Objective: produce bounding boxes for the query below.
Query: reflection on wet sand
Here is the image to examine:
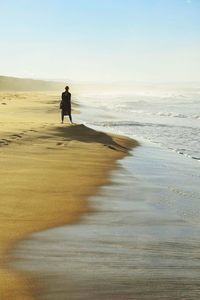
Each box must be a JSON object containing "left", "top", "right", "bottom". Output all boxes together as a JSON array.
[{"left": 12, "top": 145, "right": 200, "bottom": 300}]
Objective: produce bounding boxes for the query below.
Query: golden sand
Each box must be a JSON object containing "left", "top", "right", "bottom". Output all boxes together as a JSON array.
[{"left": 0, "top": 92, "right": 138, "bottom": 299}]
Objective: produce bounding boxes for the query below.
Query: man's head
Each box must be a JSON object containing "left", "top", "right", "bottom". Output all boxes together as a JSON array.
[{"left": 65, "top": 86, "right": 69, "bottom": 91}]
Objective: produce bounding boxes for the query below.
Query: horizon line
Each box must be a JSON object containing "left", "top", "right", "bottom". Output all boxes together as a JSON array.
[{"left": 1, "top": 74, "right": 200, "bottom": 86}]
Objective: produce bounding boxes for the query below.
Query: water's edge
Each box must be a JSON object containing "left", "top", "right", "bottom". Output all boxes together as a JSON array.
[{"left": 11, "top": 142, "right": 200, "bottom": 300}]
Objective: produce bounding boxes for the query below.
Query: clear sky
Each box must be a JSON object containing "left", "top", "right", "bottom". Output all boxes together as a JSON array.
[{"left": 0, "top": 0, "right": 199, "bottom": 82}]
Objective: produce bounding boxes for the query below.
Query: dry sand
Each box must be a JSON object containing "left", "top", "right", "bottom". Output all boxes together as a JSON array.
[{"left": 0, "top": 92, "right": 138, "bottom": 299}]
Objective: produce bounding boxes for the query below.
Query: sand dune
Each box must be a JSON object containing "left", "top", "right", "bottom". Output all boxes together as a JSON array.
[
  {"left": 0, "top": 91, "right": 138, "bottom": 299},
  {"left": 0, "top": 76, "right": 64, "bottom": 91}
]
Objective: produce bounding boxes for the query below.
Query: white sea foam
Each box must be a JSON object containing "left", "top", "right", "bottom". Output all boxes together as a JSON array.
[{"left": 80, "top": 86, "right": 200, "bottom": 162}]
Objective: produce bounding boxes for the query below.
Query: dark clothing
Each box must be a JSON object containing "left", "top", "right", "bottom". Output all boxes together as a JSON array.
[{"left": 61, "top": 92, "right": 71, "bottom": 116}]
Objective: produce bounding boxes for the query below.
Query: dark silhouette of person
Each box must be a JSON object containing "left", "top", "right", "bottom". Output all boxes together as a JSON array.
[{"left": 60, "top": 86, "right": 73, "bottom": 124}]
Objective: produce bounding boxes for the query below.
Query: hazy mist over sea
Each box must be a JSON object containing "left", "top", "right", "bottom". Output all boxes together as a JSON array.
[{"left": 78, "top": 82, "right": 200, "bottom": 161}]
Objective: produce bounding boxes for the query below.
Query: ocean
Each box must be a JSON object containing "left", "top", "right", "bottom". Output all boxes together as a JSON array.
[
  {"left": 79, "top": 84, "right": 200, "bottom": 161},
  {"left": 77, "top": 84, "right": 200, "bottom": 225}
]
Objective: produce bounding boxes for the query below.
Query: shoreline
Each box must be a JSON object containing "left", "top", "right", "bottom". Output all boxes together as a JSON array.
[
  {"left": 12, "top": 139, "right": 200, "bottom": 300},
  {"left": 0, "top": 92, "right": 138, "bottom": 300}
]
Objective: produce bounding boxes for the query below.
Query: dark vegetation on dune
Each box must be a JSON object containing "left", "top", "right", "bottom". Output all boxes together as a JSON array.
[{"left": 0, "top": 75, "right": 64, "bottom": 91}]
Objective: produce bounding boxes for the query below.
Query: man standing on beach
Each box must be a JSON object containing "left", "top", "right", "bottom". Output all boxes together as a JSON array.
[{"left": 60, "top": 86, "right": 73, "bottom": 124}]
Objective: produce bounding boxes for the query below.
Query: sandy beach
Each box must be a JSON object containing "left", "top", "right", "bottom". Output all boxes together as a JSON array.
[
  {"left": 1, "top": 0, "right": 199, "bottom": 298},
  {"left": 0, "top": 91, "right": 138, "bottom": 299}
]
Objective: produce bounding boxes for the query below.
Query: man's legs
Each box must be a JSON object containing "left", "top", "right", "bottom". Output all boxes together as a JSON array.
[
  {"left": 69, "top": 114, "right": 73, "bottom": 124},
  {"left": 61, "top": 111, "right": 64, "bottom": 123}
]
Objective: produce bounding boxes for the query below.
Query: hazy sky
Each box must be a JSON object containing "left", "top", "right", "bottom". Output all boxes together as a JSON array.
[{"left": 0, "top": 0, "right": 199, "bottom": 82}]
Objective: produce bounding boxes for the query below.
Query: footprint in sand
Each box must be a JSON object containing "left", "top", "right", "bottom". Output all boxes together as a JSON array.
[
  {"left": 56, "top": 142, "right": 65, "bottom": 146},
  {"left": 41, "top": 124, "right": 48, "bottom": 128},
  {"left": 11, "top": 134, "right": 22, "bottom": 139},
  {"left": 0, "top": 139, "right": 10, "bottom": 146}
]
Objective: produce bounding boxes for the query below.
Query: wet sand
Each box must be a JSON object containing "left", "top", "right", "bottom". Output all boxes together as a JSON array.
[
  {"left": 12, "top": 143, "right": 200, "bottom": 300},
  {"left": 0, "top": 92, "right": 137, "bottom": 299}
]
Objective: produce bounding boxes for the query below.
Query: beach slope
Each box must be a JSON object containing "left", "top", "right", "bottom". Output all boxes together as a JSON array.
[{"left": 0, "top": 91, "right": 138, "bottom": 299}]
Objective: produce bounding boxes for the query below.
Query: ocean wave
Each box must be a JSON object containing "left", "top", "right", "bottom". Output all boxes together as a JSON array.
[
  {"left": 156, "top": 112, "right": 187, "bottom": 118},
  {"left": 92, "top": 120, "right": 152, "bottom": 127},
  {"left": 98, "top": 103, "right": 200, "bottom": 120},
  {"left": 128, "top": 110, "right": 200, "bottom": 120},
  {"left": 89, "top": 120, "right": 200, "bottom": 163},
  {"left": 92, "top": 120, "right": 187, "bottom": 128},
  {"left": 156, "top": 112, "right": 200, "bottom": 120}
]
